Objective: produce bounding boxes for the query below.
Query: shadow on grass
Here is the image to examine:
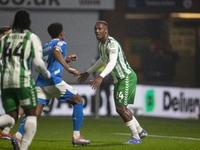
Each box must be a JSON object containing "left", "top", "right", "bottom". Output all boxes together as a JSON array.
[{"left": 87, "top": 143, "right": 124, "bottom": 147}]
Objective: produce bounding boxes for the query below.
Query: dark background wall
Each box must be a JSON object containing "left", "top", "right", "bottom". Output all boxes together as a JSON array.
[{"left": 100, "top": 0, "right": 200, "bottom": 87}]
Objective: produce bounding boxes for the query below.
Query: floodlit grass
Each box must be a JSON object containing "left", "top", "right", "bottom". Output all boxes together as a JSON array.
[{"left": 0, "top": 116, "right": 200, "bottom": 150}]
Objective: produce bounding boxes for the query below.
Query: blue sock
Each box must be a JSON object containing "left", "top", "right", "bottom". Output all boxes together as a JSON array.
[
  {"left": 18, "top": 119, "right": 26, "bottom": 135},
  {"left": 72, "top": 104, "right": 83, "bottom": 131}
]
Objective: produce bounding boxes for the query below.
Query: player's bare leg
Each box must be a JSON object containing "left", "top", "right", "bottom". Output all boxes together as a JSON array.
[
  {"left": 116, "top": 105, "right": 141, "bottom": 144},
  {"left": 36, "top": 104, "right": 44, "bottom": 119},
  {"left": 18, "top": 106, "right": 24, "bottom": 118}
]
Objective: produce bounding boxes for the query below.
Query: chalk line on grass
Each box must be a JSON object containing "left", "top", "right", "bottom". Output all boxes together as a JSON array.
[{"left": 113, "top": 133, "right": 200, "bottom": 141}]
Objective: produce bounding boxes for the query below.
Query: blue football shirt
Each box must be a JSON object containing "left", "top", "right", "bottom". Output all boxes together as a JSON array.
[{"left": 36, "top": 39, "right": 67, "bottom": 86}]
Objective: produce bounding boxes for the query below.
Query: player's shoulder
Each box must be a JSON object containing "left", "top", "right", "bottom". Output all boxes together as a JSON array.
[
  {"left": 107, "top": 36, "right": 118, "bottom": 47},
  {"left": 51, "top": 39, "right": 65, "bottom": 44},
  {"left": 29, "top": 32, "right": 40, "bottom": 41},
  {"left": 56, "top": 40, "right": 66, "bottom": 47},
  {"left": 108, "top": 36, "right": 118, "bottom": 44}
]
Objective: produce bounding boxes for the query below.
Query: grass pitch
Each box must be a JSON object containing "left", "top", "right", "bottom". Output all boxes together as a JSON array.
[{"left": 0, "top": 116, "right": 200, "bottom": 150}]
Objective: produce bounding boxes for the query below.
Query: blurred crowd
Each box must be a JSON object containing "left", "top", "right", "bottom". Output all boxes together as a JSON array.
[{"left": 141, "top": 38, "right": 179, "bottom": 85}]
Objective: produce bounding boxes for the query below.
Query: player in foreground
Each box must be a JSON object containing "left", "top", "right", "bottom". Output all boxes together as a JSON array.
[
  {"left": 0, "top": 26, "right": 13, "bottom": 140},
  {"left": 77, "top": 20, "right": 148, "bottom": 144},
  {"left": 12, "top": 22, "right": 90, "bottom": 146},
  {"left": 0, "top": 26, "right": 25, "bottom": 141},
  {"left": 0, "top": 9, "right": 50, "bottom": 150}
]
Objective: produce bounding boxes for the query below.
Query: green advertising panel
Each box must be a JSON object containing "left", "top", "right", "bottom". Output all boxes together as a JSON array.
[{"left": 145, "top": 89, "right": 155, "bottom": 112}]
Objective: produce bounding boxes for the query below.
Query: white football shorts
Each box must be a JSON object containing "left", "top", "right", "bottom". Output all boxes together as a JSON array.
[{"left": 36, "top": 80, "right": 78, "bottom": 105}]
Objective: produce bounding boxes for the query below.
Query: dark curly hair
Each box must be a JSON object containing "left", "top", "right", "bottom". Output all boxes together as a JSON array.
[
  {"left": 47, "top": 22, "right": 63, "bottom": 39},
  {"left": 12, "top": 9, "right": 31, "bottom": 33}
]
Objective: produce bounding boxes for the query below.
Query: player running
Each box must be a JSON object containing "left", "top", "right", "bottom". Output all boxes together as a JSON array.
[
  {"left": 0, "top": 9, "right": 50, "bottom": 150},
  {"left": 12, "top": 22, "right": 90, "bottom": 146},
  {"left": 77, "top": 20, "right": 148, "bottom": 144}
]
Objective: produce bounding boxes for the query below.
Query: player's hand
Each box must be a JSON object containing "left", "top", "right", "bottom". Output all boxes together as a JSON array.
[
  {"left": 70, "top": 54, "right": 78, "bottom": 61},
  {"left": 90, "top": 76, "right": 103, "bottom": 90},
  {"left": 66, "top": 54, "right": 78, "bottom": 63},
  {"left": 69, "top": 68, "right": 80, "bottom": 77},
  {"left": 77, "top": 72, "right": 89, "bottom": 84}
]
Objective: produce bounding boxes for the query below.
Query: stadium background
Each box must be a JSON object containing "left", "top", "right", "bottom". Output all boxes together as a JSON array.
[{"left": 0, "top": 0, "right": 200, "bottom": 119}]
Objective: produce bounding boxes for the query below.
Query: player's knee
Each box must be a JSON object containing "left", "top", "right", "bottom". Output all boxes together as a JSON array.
[
  {"left": 24, "top": 107, "right": 37, "bottom": 116},
  {"left": 116, "top": 105, "right": 126, "bottom": 114},
  {"left": 71, "top": 94, "right": 83, "bottom": 104}
]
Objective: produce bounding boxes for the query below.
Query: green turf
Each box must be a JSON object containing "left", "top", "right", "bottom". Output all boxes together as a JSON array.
[{"left": 0, "top": 116, "right": 200, "bottom": 150}]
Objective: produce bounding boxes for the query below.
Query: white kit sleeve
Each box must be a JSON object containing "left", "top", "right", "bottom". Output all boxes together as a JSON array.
[
  {"left": 31, "top": 34, "right": 50, "bottom": 79},
  {"left": 87, "top": 58, "right": 105, "bottom": 74},
  {"left": 100, "top": 48, "right": 118, "bottom": 78},
  {"left": 33, "top": 57, "right": 50, "bottom": 79}
]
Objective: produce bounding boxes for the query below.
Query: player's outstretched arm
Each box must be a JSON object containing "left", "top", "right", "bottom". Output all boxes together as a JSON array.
[
  {"left": 52, "top": 48, "right": 80, "bottom": 76},
  {"left": 77, "top": 72, "right": 89, "bottom": 84}
]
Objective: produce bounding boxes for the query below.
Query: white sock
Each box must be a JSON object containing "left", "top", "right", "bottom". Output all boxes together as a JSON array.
[
  {"left": 132, "top": 116, "right": 143, "bottom": 134},
  {"left": 73, "top": 131, "right": 80, "bottom": 139},
  {"left": 15, "top": 131, "right": 23, "bottom": 141},
  {"left": 20, "top": 116, "right": 37, "bottom": 150},
  {"left": 2, "top": 127, "right": 11, "bottom": 134},
  {"left": 0, "top": 114, "right": 15, "bottom": 129},
  {"left": 126, "top": 119, "right": 140, "bottom": 140}
]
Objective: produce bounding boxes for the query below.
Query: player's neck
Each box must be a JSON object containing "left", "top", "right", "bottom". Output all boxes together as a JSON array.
[{"left": 101, "top": 35, "right": 108, "bottom": 44}]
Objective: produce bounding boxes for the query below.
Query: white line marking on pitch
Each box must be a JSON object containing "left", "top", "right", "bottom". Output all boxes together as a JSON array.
[{"left": 113, "top": 133, "right": 200, "bottom": 141}]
